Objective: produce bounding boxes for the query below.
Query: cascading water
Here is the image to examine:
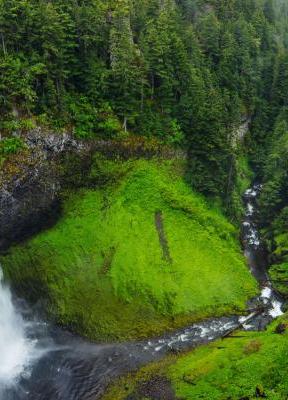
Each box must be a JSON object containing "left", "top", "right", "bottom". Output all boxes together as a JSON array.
[
  {"left": 0, "top": 269, "right": 53, "bottom": 400},
  {"left": 0, "top": 183, "right": 285, "bottom": 399},
  {"left": 242, "top": 184, "right": 284, "bottom": 326},
  {"left": 0, "top": 269, "right": 33, "bottom": 384},
  {"left": 0, "top": 268, "right": 38, "bottom": 397}
]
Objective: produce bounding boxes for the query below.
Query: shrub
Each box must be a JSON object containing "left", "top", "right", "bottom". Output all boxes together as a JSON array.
[
  {"left": 0, "top": 137, "right": 25, "bottom": 155},
  {"left": 243, "top": 340, "right": 262, "bottom": 355}
]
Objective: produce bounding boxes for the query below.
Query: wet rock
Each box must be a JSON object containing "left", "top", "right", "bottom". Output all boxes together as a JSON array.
[
  {"left": 137, "top": 376, "right": 176, "bottom": 400},
  {"left": 246, "top": 296, "right": 266, "bottom": 312},
  {"left": 125, "top": 395, "right": 139, "bottom": 400},
  {"left": 243, "top": 313, "right": 272, "bottom": 331},
  {"left": 0, "top": 129, "right": 85, "bottom": 251},
  {"left": 25, "top": 128, "right": 82, "bottom": 154},
  {"left": 274, "top": 323, "right": 287, "bottom": 334},
  {"left": 256, "top": 384, "right": 266, "bottom": 397}
]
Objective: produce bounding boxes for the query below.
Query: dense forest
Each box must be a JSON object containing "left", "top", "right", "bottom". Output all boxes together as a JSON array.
[{"left": 1, "top": 0, "right": 287, "bottom": 205}]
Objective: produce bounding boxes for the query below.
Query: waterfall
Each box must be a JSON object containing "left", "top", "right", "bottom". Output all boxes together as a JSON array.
[{"left": 0, "top": 269, "right": 35, "bottom": 389}]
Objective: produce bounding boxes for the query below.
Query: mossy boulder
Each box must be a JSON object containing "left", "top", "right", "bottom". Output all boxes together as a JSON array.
[{"left": 1, "top": 157, "right": 257, "bottom": 341}]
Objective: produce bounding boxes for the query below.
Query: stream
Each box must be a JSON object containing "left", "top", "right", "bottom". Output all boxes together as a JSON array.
[{"left": 0, "top": 184, "right": 284, "bottom": 400}]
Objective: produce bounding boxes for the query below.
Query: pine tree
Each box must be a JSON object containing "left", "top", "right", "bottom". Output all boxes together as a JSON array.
[{"left": 109, "top": 0, "right": 146, "bottom": 131}]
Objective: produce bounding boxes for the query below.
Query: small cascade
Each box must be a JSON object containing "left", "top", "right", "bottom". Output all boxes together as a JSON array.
[
  {"left": 0, "top": 269, "right": 50, "bottom": 399},
  {"left": 0, "top": 270, "right": 34, "bottom": 385},
  {"left": 241, "top": 184, "right": 284, "bottom": 328},
  {"left": 0, "top": 269, "right": 34, "bottom": 387}
]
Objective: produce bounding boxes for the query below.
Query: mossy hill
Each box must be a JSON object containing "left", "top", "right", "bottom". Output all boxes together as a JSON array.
[
  {"left": 1, "top": 156, "right": 257, "bottom": 341},
  {"left": 103, "top": 314, "right": 288, "bottom": 400}
]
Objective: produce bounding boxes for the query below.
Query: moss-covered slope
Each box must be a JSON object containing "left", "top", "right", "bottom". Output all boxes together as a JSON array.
[
  {"left": 1, "top": 157, "right": 257, "bottom": 341},
  {"left": 103, "top": 315, "right": 288, "bottom": 400}
]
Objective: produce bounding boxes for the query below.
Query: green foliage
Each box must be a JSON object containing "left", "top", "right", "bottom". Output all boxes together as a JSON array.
[
  {"left": 0, "top": 137, "right": 24, "bottom": 155},
  {"left": 66, "top": 96, "right": 123, "bottom": 139},
  {"left": 66, "top": 96, "right": 98, "bottom": 139},
  {"left": 256, "top": 110, "right": 288, "bottom": 277},
  {"left": 252, "top": 86, "right": 288, "bottom": 297},
  {"left": 103, "top": 314, "right": 288, "bottom": 400},
  {"left": 0, "top": 118, "right": 36, "bottom": 133},
  {"left": 1, "top": 158, "right": 257, "bottom": 341}
]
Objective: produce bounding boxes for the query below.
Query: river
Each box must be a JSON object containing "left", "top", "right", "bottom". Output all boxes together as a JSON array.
[{"left": 0, "top": 184, "right": 284, "bottom": 400}]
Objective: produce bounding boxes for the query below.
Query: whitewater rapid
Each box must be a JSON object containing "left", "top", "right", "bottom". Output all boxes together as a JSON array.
[
  {"left": 0, "top": 269, "right": 50, "bottom": 399},
  {"left": 0, "top": 269, "right": 33, "bottom": 385}
]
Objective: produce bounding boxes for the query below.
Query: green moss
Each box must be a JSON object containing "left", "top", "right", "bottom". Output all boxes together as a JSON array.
[
  {"left": 103, "top": 315, "right": 288, "bottom": 400},
  {"left": 270, "top": 263, "right": 288, "bottom": 297},
  {"left": 1, "top": 158, "right": 257, "bottom": 341}
]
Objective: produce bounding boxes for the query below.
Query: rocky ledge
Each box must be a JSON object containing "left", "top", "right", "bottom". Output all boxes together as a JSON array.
[{"left": 0, "top": 128, "right": 86, "bottom": 251}]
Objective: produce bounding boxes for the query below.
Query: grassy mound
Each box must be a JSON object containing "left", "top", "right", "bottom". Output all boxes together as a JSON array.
[
  {"left": 1, "top": 157, "right": 257, "bottom": 341},
  {"left": 103, "top": 315, "right": 288, "bottom": 400}
]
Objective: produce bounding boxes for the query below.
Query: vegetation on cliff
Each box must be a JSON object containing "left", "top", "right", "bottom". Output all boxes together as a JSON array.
[
  {"left": 251, "top": 56, "right": 288, "bottom": 296},
  {"left": 1, "top": 157, "right": 256, "bottom": 340}
]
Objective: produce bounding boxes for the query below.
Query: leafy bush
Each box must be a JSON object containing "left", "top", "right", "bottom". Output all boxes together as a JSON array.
[
  {"left": 243, "top": 339, "right": 262, "bottom": 355},
  {"left": 97, "top": 103, "right": 123, "bottom": 138},
  {"left": 67, "top": 96, "right": 123, "bottom": 139},
  {"left": 20, "top": 118, "right": 36, "bottom": 131},
  {"left": 0, "top": 117, "right": 36, "bottom": 133},
  {"left": 166, "top": 119, "right": 184, "bottom": 146},
  {"left": 0, "top": 137, "right": 25, "bottom": 155}
]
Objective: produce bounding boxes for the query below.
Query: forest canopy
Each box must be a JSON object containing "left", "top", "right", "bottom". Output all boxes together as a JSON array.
[{"left": 0, "top": 0, "right": 287, "bottom": 201}]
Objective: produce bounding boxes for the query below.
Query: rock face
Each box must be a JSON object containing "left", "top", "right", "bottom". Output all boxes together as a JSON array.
[
  {"left": 0, "top": 128, "right": 85, "bottom": 251},
  {"left": 231, "top": 116, "right": 251, "bottom": 148}
]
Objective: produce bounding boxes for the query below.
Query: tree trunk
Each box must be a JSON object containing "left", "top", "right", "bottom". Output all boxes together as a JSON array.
[
  {"left": 151, "top": 74, "right": 155, "bottom": 100},
  {"left": 1, "top": 33, "right": 7, "bottom": 55},
  {"left": 141, "top": 79, "right": 144, "bottom": 112}
]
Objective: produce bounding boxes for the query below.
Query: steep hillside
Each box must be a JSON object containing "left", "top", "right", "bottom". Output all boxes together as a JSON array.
[{"left": 1, "top": 156, "right": 257, "bottom": 341}]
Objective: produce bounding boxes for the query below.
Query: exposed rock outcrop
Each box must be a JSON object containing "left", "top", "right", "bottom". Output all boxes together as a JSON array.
[{"left": 0, "top": 128, "right": 86, "bottom": 251}]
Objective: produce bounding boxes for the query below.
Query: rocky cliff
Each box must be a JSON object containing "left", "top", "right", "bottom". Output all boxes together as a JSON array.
[{"left": 0, "top": 129, "right": 85, "bottom": 250}]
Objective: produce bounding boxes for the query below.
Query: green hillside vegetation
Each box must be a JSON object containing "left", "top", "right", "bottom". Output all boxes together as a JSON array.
[
  {"left": 1, "top": 157, "right": 257, "bottom": 340},
  {"left": 103, "top": 314, "right": 288, "bottom": 400}
]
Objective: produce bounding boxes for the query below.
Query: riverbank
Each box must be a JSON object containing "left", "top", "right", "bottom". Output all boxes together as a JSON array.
[
  {"left": 101, "top": 184, "right": 287, "bottom": 400},
  {"left": 102, "top": 314, "right": 288, "bottom": 400}
]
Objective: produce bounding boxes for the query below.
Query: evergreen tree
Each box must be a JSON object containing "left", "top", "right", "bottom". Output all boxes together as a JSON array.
[{"left": 109, "top": 0, "right": 145, "bottom": 131}]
